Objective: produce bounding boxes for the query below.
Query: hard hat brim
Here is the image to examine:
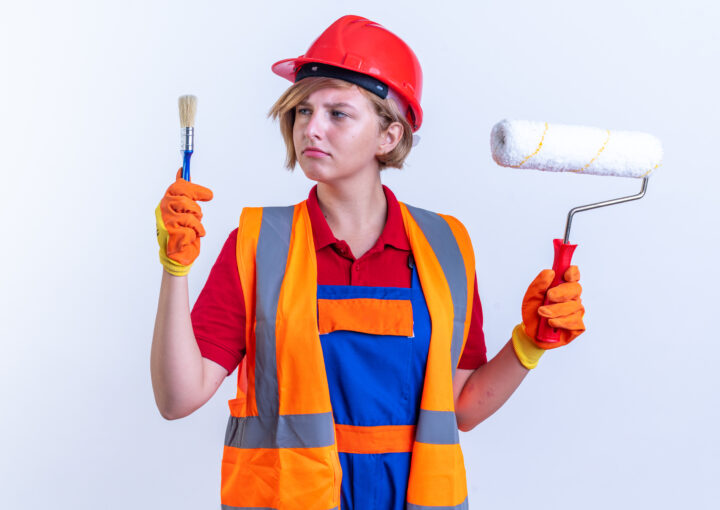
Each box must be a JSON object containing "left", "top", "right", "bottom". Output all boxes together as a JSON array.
[{"left": 271, "top": 57, "right": 422, "bottom": 132}]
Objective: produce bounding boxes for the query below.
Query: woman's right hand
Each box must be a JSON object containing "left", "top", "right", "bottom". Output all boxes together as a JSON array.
[
  {"left": 155, "top": 168, "right": 213, "bottom": 276},
  {"left": 521, "top": 266, "right": 585, "bottom": 348}
]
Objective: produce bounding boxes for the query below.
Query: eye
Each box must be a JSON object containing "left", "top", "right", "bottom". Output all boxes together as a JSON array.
[
  {"left": 296, "top": 107, "right": 311, "bottom": 115},
  {"left": 331, "top": 110, "right": 348, "bottom": 119}
]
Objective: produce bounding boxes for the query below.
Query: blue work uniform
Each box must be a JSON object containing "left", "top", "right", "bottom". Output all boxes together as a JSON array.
[{"left": 318, "top": 257, "right": 431, "bottom": 510}]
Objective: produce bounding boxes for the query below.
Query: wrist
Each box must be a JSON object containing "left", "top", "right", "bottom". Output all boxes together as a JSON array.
[
  {"left": 159, "top": 252, "right": 192, "bottom": 276},
  {"left": 511, "top": 323, "right": 545, "bottom": 369}
]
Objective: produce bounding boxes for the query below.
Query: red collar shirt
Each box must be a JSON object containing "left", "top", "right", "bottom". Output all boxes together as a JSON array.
[{"left": 191, "top": 185, "right": 487, "bottom": 375}]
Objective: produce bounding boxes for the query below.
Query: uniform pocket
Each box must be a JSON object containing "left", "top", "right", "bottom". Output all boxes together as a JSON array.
[{"left": 318, "top": 297, "right": 414, "bottom": 336}]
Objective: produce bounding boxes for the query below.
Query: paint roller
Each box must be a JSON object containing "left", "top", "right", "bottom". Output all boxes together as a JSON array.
[{"left": 490, "top": 119, "right": 663, "bottom": 344}]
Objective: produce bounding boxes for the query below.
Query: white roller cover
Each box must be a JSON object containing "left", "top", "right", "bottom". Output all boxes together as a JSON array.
[{"left": 490, "top": 119, "right": 663, "bottom": 178}]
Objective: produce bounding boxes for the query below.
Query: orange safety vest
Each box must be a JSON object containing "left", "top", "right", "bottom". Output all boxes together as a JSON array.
[{"left": 220, "top": 199, "right": 475, "bottom": 510}]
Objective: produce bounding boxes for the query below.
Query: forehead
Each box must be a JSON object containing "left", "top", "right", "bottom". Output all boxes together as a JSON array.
[{"left": 300, "top": 84, "right": 373, "bottom": 110}]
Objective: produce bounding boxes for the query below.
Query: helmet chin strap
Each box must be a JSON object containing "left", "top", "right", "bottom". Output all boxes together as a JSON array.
[
  {"left": 385, "top": 88, "right": 420, "bottom": 146},
  {"left": 386, "top": 88, "right": 409, "bottom": 119}
]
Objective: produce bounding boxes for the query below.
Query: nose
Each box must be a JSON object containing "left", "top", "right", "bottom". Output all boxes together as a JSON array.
[{"left": 303, "top": 109, "right": 324, "bottom": 141}]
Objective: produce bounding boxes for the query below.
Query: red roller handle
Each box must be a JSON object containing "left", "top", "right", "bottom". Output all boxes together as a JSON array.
[{"left": 537, "top": 238, "right": 577, "bottom": 343}]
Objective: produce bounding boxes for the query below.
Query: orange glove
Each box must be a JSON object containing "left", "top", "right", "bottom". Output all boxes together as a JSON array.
[
  {"left": 522, "top": 266, "right": 585, "bottom": 348},
  {"left": 155, "top": 168, "right": 213, "bottom": 276},
  {"left": 512, "top": 266, "right": 585, "bottom": 369}
]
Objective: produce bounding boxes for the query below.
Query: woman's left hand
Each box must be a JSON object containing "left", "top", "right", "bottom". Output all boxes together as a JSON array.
[{"left": 521, "top": 266, "right": 586, "bottom": 349}]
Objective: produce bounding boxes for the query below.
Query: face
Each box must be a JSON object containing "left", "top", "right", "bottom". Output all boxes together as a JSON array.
[{"left": 292, "top": 85, "right": 387, "bottom": 184}]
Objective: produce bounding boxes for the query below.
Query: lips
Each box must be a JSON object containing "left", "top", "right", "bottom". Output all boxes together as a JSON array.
[{"left": 303, "top": 147, "right": 329, "bottom": 156}]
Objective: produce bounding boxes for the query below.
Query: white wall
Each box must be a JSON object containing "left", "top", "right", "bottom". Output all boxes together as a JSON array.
[{"left": 1, "top": 1, "right": 717, "bottom": 508}]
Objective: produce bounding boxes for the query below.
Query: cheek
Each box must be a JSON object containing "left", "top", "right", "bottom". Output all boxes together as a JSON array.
[
  {"left": 356, "top": 126, "right": 382, "bottom": 156},
  {"left": 292, "top": 124, "right": 303, "bottom": 151}
]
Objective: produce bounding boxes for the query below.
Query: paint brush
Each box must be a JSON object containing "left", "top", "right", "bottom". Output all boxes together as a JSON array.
[{"left": 178, "top": 95, "right": 197, "bottom": 181}]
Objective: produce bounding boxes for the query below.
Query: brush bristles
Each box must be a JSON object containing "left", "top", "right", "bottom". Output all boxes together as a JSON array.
[{"left": 178, "top": 95, "right": 197, "bottom": 128}]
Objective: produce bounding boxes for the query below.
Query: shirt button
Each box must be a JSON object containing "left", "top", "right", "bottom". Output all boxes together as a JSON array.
[{"left": 354, "top": 265, "right": 360, "bottom": 271}]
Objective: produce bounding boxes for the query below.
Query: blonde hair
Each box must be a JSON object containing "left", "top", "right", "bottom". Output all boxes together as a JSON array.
[{"left": 268, "top": 77, "right": 414, "bottom": 170}]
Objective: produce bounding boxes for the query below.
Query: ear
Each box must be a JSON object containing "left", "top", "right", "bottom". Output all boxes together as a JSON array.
[{"left": 376, "top": 121, "right": 404, "bottom": 156}]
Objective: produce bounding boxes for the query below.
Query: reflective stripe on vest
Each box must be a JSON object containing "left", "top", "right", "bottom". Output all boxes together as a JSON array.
[
  {"left": 399, "top": 202, "right": 474, "bottom": 508},
  {"left": 221, "top": 201, "right": 475, "bottom": 510},
  {"left": 404, "top": 204, "right": 468, "bottom": 377}
]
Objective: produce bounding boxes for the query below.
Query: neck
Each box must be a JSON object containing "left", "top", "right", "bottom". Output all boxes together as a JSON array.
[{"left": 315, "top": 171, "right": 387, "bottom": 258}]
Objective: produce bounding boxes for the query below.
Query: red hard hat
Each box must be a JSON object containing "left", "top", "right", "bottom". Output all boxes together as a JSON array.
[{"left": 272, "top": 15, "right": 424, "bottom": 131}]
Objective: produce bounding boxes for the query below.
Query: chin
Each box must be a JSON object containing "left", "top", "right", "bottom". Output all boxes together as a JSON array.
[
  {"left": 298, "top": 162, "right": 327, "bottom": 183},
  {"left": 298, "top": 158, "right": 337, "bottom": 182}
]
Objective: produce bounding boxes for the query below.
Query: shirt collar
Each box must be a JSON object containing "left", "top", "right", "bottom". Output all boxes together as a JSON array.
[{"left": 306, "top": 184, "right": 410, "bottom": 252}]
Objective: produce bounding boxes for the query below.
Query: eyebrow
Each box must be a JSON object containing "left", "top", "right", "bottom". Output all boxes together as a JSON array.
[{"left": 297, "top": 100, "right": 357, "bottom": 110}]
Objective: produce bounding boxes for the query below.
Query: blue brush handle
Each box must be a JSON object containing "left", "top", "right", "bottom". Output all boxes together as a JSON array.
[{"left": 182, "top": 150, "right": 193, "bottom": 181}]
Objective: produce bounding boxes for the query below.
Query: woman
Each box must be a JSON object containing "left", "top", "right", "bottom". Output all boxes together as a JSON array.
[{"left": 152, "top": 15, "right": 585, "bottom": 510}]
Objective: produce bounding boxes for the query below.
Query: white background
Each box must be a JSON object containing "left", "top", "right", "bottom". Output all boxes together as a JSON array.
[{"left": 2, "top": 1, "right": 718, "bottom": 508}]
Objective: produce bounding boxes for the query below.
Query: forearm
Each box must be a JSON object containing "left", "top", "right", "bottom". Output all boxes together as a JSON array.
[
  {"left": 455, "top": 340, "right": 529, "bottom": 431},
  {"left": 150, "top": 270, "right": 207, "bottom": 419}
]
